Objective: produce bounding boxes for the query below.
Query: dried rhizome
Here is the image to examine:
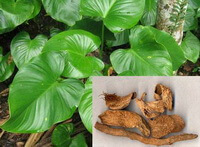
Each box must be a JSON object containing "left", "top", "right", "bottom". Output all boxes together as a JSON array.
[
  {"left": 95, "top": 84, "right": 198, "bottom": 146},
  {"left": 103, "top": 92, "right": 136, "bottom": 110}
]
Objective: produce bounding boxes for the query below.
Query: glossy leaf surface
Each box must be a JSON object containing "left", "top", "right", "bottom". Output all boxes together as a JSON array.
[
  {"left": 79, "top": 71, "right": 102, "bottom": 133},
  {"left": 181, "top": 31, "right": 200, "bottom": 63},
  {"left": 110, "top": 26, "right": 173, "bottom": 76},
  {"left": 0, "top": 0, "right": 34, "bottom": 34},
  {"left": 43, "top": 30, "right": 104, "bottom": 79},
  {"left": 80, "top": 0, "right": 145, "bottom": 32},
  {"left": 140, "top": 0, "right": 157, "bottom": 26},
  {"left": 1, "top": 52, "right": 84, "bottom": 133},
  {"left": 11, "top": 31, "right": 48, "bottom": 69},
  {"left": 42, "top": 0, "right": 81, "bottom": 26}
]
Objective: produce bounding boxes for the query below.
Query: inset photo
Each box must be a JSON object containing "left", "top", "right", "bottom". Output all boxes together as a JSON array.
[{"left": 93, "top": 77, "right": 200, "bottom": 147}]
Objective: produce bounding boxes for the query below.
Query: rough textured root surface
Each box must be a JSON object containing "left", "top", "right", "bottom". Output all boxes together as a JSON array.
[
  {"left": 149, "top": 115, "right": 176, "bottom": 138},
  {"left": 95, "top": 122, "right": 198, "bottom": 146},
  {"left": 99, "top": 110, "right": 150, "bottom": 137},
  {"left": 104, "top": 92, "right": 136, "bottom": 110},
  {"left": 155, "top": 84, "right": 173, "bottom": 110},
  {"left": 135, "top": 93, "right": 165, "bottom": 119},
  {"left": 170, "top": 115, "right": 185, "bottom": 133}
]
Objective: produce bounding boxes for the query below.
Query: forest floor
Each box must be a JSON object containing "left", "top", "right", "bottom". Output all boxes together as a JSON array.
[{"left": 0, "top": 8, "right": 199, "bottom": 147}]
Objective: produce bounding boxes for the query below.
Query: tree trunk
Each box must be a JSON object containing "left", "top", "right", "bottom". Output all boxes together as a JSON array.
[{"left": 156, "top": 0, "right": 188, "bottom": 45}]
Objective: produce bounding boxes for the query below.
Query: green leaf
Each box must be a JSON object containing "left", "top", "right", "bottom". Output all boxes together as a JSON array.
[
  {"left": 1, "top": 52, "right": 84, "bottom": 133},
  {"left": 110, "top": 26, "right": 173, "bottom": 76},
  {"left": 197, "top": 8, "right": 200, "bottom": 17},
  {"left": 50, "top": 28, "right": 62, "bottom": 37},
  {"left": 0, "top": 0, "right": 34, "bottom": 34},
  {"left": 79, "top": 71, "right": 102, "bottom": 133},
  {"left": 42, "top": 0, "right": 81, "bottom": 26},
  {"left": 70, "top": 134, "right": 87, "bottom": 147},
  {"left": 43, "top": 30, "right": 104, "bottom": 79},
  {"left": 107, "top": 30, "right": 130, "bottom": 47},
  {"left": 80, "top": 0, "right": 145, "bottom": 33},
  {"left": 29, "top": 0, "right": 41, "bottom": 19},
  {"left": 11, "top": 31, "right": 48, "bottom": 69},
  {"left": 118, "top": 70, "right": 136, "bottom": 76},
  {"left": 184, "top": 5, "right": 198, "bottom": 31},
  {"left": 79, "top": 89, "right": 92, "bottom": 133},
  {"left": 188, "top": 0, "right": 200, "bottom": 9},
  {"left": 52, "top": 124, "right": 87, "bottom": 147},
  {"left": 149, "top": 27, "right": 185, "bottom": 70},
  {"left": 0, "top": 46, "right": 2, "bottom": 62},
  {"left": 70, "top": 18, "right": 115, "bottom": 41},
  {"left": 140, "top": 0, "right": 157, "bottom": 26},
  {"left": 0, "top": 52, "right": 15, "bottom": 82},
  {"left": 130, "top": 26, "right": 185, "bottom": 70},
  {"left": 181, "top": 31, "right": 200, "bottom": 63},
  {"left": 52, "top": 123, "right": 74, "bottom": 147}
]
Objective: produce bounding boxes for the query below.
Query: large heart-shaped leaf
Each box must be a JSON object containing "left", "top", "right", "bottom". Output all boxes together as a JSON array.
[
  {"left": 130, "top": 26, "right": 185, "bottom": 70},
  {"left": 79, "top": 71, "right": 102, "bottom": 133},
  {"left": 140, "top": 0, "right": 157, "bottom": 26},
  {"left": 43, "top": 30, "right": 104, "bottom": 79},
  {"left": 110, "top": 26, "right": 173, "bottom": 76},
  {"left": 11, "top": 32, "right": 48, "bottom": 68},
  {"left": 42, "top": 0, "right": 81, "bottom": 26},
  {"left": 1, "top": 51, "right": 84, "bottom": 133},
  {"left": 181, "top": 31, "right": 200, "bottom": 63},
  {"left": 80, "top": 0, "right": 145, "bottom": 33},
  {"left": 111, "top": 46, "right": 173, "bottom": 76},
  {"left": 0, "top": 52, "right": 15, "bottom": 82},
  {"left": 52, "top": 123, "right": 87, "bottom": 147},
  {"left": 11, "top": 31, "right": 48, "bottom": 69},
  {"left": 0, "top": 0, "right": 34, "bottom": 34}
]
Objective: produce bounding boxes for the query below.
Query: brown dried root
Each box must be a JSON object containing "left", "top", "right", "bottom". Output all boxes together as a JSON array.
[
  {"left": 103, "top": 92, "right": 136, "bottom": 110},
  {"left": 99, "top": 110, "right": 150, "bottom": 137},
  {"left": 154, "top": 84, "right": 173, "bottom": 110},
  {"left": 135, "top": 93, "right": 165, "bottom": 119},
  {"left": 149, "top": 115, "right": 176, "bottom": 138},
  {"left": 95, "top": 122, "right": 198, "bottom": 146},
  {"left": 149, "top": 115, "right": 185, "bottom": 138},
  {"left": 170, "top": 115, "right": 185, "bottom": 133}
]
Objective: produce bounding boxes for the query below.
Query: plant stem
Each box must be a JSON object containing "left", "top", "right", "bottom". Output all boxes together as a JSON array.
[{"left": 100, "top": 22, "right": 105, "bottom": 59}]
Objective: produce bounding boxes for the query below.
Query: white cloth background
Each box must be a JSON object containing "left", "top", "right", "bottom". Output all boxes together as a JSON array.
[{"left": 92, "top": 76, "right": 200, "bottom": 147}]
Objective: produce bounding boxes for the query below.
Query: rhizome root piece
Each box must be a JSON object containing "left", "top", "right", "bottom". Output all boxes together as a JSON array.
[
  {"left": 95, "top": 84, "right": 198, "bottom": 145},
  {"left": 103, "top": 92, "right": 136, "bottom": 110},
  {"left": 135, "top": 93, "right": 165, "bottom": 119},
  {"left": 99, "top": 110, "right": 150, "bottom": 137},
  {"left": 95, "top": 122, "right": 198, "bottom": 146}
]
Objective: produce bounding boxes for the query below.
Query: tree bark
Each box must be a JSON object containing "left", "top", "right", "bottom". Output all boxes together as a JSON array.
[{"left": 156, "top": 0, "right": 188, "bottom": 45}]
